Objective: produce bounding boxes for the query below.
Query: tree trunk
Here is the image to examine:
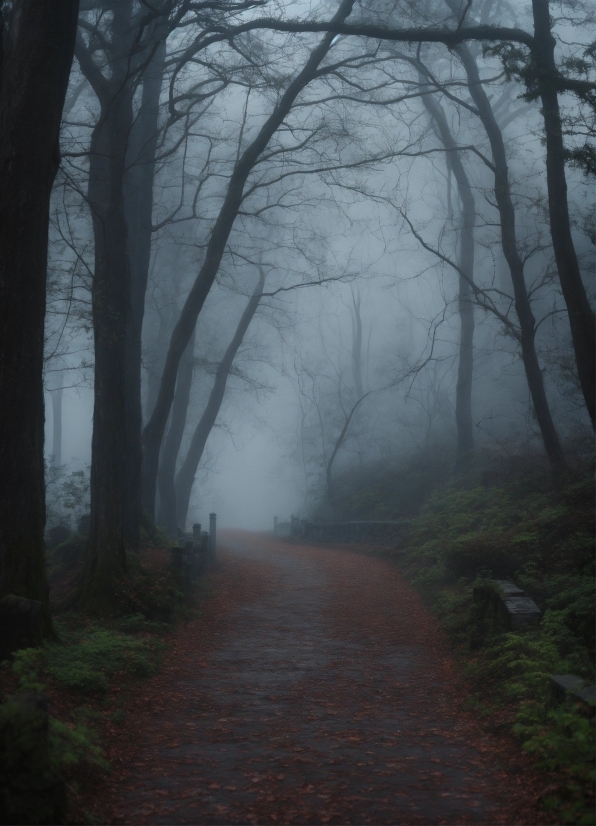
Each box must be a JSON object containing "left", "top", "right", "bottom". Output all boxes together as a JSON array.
[
  {"left": 50, "top": 380, "right": 64, "bottom": 469},
  {"left": 325, "top": 394, "right": 368, "bottom": 502},
  {"left": 141, "top": 0, "right": 358, "bottom": 518},
  {"left": 419, "top": 82, "right": 475, "bottom": 467},
  {"left": 0, "top": 0, "right": 79, "bottom": 634},
  {"left": 175, "top": 272, "right": 265, "bottom": 530},
  {"left": 157, "top": 326, "right": 196, "bottom": 537},
  {"left": 146, "top": 302, "right": 178, "bottom": 421},
  {"left": 123, "top": 38, "right": 166, "bottom": 547},
  {"left": 350, "top": 289, "right": 365, "bottom": 399},
  {"left": 76, "top": 2, "right": 135, "bottom": 611},
  {"left": 455, "top": 221, "right": 475, "bottom": 466},
  {"left": 531, "top": 0, "right": 595, "bottom": 428},
  {"left": 457, "top": 45, "right": 565, "bottom": 472}
]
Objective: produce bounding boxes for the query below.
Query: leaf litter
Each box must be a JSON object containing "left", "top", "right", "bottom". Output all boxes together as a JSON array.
[{"left": 79, "top": 531, "right": 557, "bottom": 825}]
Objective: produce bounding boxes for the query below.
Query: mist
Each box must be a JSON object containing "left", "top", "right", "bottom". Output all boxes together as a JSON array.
[{"left": 1, "top": 0, "right": 594, "bottom": 822}]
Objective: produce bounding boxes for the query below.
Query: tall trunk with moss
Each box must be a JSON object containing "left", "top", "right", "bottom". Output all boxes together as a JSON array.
[{"left": 0, "top": 0, "right": 79, "bottom": 634}]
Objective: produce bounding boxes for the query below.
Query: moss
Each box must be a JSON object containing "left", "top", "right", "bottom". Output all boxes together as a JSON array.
[
  {"left": 45, "top": 626, "right": 165, "bottom": 696},
  {"left": 10, "top": 624, "right": 165, "bottom": 698}
]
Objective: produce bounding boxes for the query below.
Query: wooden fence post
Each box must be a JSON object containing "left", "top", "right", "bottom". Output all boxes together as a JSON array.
[{"left": 209, "top": 512, "right": 217, "bottom": 559}]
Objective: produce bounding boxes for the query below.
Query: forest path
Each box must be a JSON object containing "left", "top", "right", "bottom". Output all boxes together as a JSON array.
[{"left": 101, "top": 532, "right": 548, "bottom": 825}]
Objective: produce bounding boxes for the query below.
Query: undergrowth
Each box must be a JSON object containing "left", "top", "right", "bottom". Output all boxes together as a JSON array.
[
  {"left": 399, "top": 468, "right": 595, "bottom": 825},
  {"left": 3, "top": 537, "right": 208, "bottom": 823},
  {"left": 49, "top": 623, "right": 166, "bottom": 694},
  {"left": 0, "top": 619, "right": 169, "bottom": 824},
  {"left": 329, "top": 452, "right": 595, "bottom": 824}
]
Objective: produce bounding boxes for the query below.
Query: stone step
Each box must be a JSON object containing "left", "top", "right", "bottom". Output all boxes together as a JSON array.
[
  {"left": 550, "top": 674, "right": 596, "bottom": 715},
  {"left": 491, "top": 579, "right": 524, "bottom": 597},
  {"left": 490, "top": 580, "right": 541, "bottom": 631}
]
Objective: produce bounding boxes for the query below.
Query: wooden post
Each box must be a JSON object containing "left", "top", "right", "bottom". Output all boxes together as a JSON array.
[
  {"left": 183, "top": 540, "right": 193, "bottom": 585},
  {"left": 274, "top": 516, "right": 278, "bottom": 535},
  {"left": 170, "top": 545, "right": 184, "bottom": 573},
  {"left": 209, "top": 512, "right": 216, "bottom": 559},
  {"left": 192, "top": 522, "right": 206, "bottom": 576}
]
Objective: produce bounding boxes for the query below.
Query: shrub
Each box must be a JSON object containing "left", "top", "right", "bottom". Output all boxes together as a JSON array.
[
  {"left": 356, "top": 460, "right": 595, "bottom": 823},
  {"left": 49, "top": 718, "right": 109, "bottom": 772},
  {"left": 117, "top": 559, "right": 187, "bottom": 623},
  {"left": 46, "top": 627, "right": 165, "bottom": 695}
]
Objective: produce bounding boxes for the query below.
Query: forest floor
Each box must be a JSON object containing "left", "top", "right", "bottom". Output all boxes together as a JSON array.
[{"left": 82, "top": 531, "right": 557, "bottom": 825}]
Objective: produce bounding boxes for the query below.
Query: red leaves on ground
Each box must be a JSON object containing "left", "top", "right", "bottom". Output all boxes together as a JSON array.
[{"left": 76, "top": 532, "right": 556, "bottom": 825}]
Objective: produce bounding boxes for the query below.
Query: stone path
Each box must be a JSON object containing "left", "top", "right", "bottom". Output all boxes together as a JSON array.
[{"left": 100, "top": 532, "right": 548, "bottom": 825}]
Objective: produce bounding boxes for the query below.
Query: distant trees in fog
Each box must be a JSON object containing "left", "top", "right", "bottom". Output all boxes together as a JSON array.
[{"left": 0, "top": 0, "right": 593, "bottom": 618}]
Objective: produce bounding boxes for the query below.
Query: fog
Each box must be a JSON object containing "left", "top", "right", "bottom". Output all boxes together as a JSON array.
[
  {"left": 39, "top": 0, "right": 594, "bottom": 542},
  {"left": 2, "top": 0, "right": 594, "bottom": 819}
]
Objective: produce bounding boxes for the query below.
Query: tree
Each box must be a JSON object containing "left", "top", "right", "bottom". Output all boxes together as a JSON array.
[
  {"left": 141, "top": 0, "right": 360, "bottom": 518},
  {"left": 288, "top": 291, "right": 374, "bottom": 507},
  {"left": 0, "top": 0, "right": 80, "bottom": 633},
  {"left": 197, "top": 0, "right": 595, "bottom": 425},
  {"left": 174, "top": 267, "right": 266, "bottom": 530},
  {"left": 72, "top": 0, "right": 273, "bottom": 607},
  {"left": 454, "top": 42, "right": 565, "bottom": 471},
  {"left": 48, "top": 371, "right": 64, "bottom": 468},
  {"left": 74, "top": 0, "right": 140, "bottom": 609},
  {"left": 123, "top": 36, "right": 168, "bottom": 549},
  {"left": 157, "top": 326, "right": 196, "bottom": 537},
  {"left": 367, "top": 33, "right": 566, "bottom": 470},
  {"left": 529, "top": 0, "right": 595, "bottom": 427},
  {"left": 417, "top": 79, "right": 476, "bottom": 468},
  {"left": 325, "top": 393, "right": 369, "bottom": 501}
]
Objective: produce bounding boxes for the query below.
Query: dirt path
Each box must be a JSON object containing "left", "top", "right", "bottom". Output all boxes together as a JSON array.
[{"left": 97, "top": 532, "right": 550, "bottom": 825}]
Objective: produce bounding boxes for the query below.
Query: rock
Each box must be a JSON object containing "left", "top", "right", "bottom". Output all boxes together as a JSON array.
[
  {"left": 550, "top": 674, "right": 596, "bottom": 716},
  {"left": 501, "top": 595, "right": 542, "bottom": 631},
  {"left": 491, "top": 579, "right": 524, "bottom": 597},
  {"left": 0, "top": 693, "right": 66, "bottom": 824},
  {"left": 0, "top": 596, "right": 43, "bottom": 663},
  {"left": 491, "top": 580, "right": 541, "bottom": 631},
  {"left": 471, "top": 579, "right": 541, "bottom": 647}
]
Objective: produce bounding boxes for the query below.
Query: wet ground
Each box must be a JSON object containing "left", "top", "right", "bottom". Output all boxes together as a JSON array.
[{"left": 99, "top": 532, "right": 549, "bottom": 824}]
